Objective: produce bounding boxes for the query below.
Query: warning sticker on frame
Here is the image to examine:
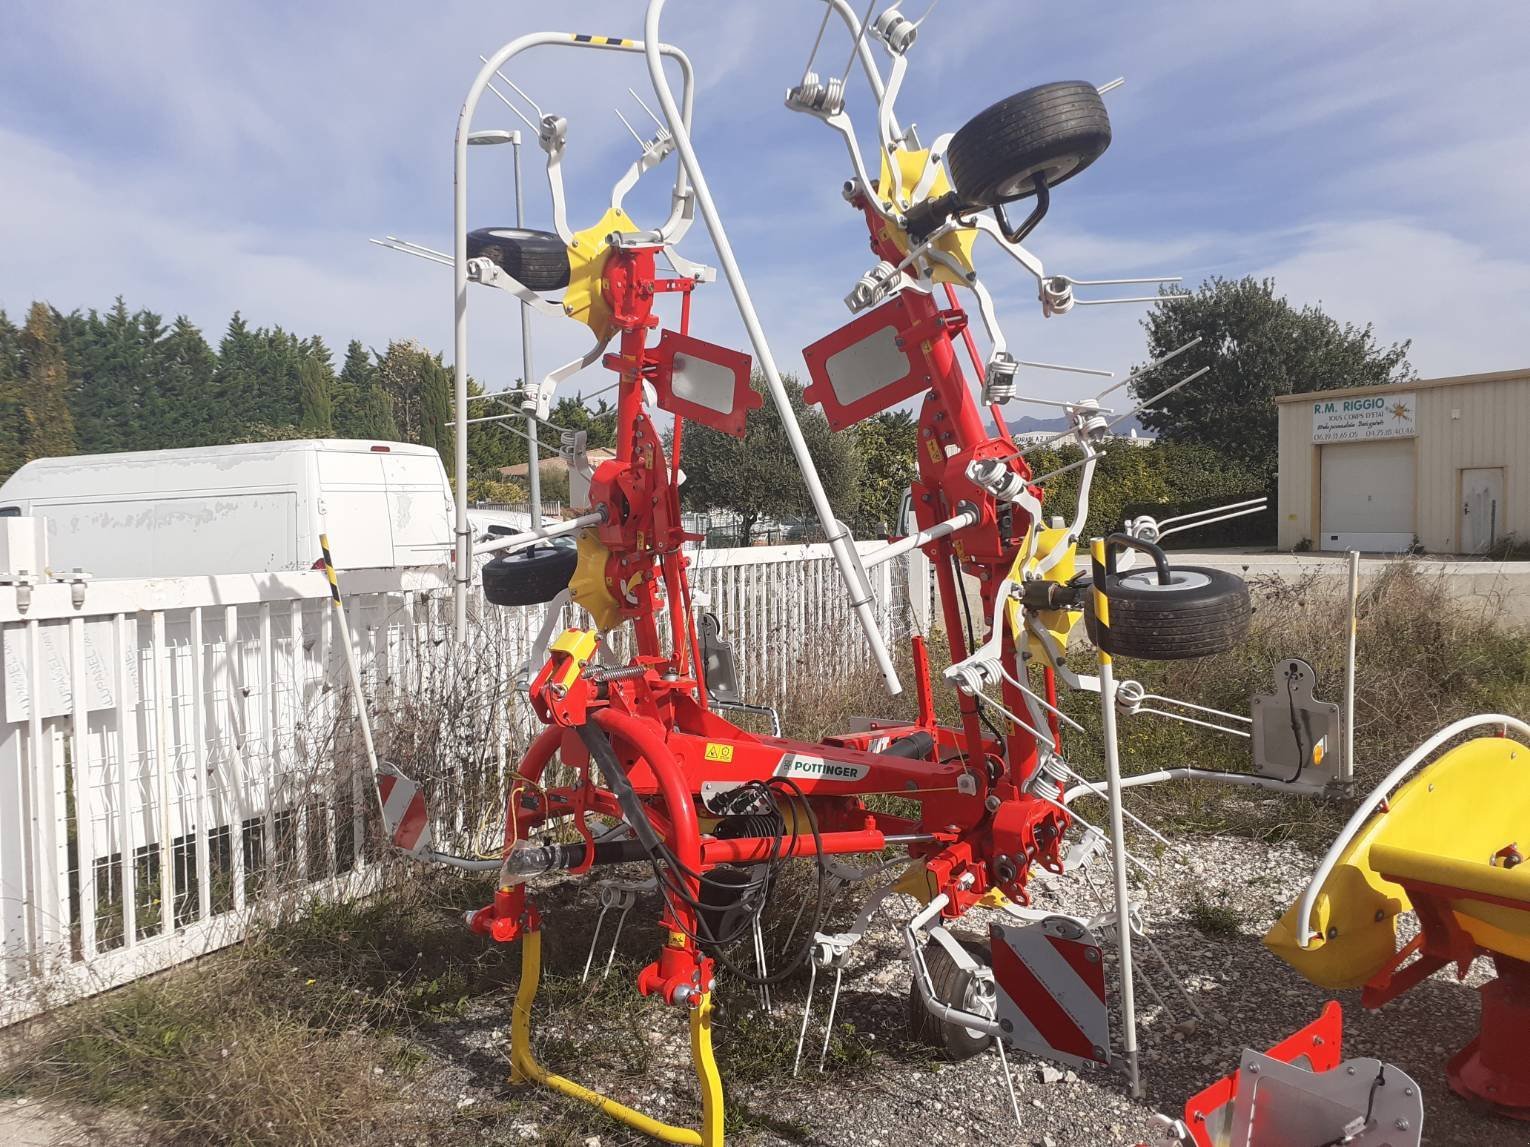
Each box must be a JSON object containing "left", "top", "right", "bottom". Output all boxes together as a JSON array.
[{"left": 773, "top": 754, "right": 870, "bottom": 783}]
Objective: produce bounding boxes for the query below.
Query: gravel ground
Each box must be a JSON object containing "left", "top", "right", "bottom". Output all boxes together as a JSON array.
[{"left": 394, "top": 836, "right": 1519, "bottom": 1147}]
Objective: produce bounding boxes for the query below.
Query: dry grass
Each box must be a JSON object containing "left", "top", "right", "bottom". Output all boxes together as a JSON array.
[
  {"left": 0, "top": 870, "right": 515, "bottom": 1146},
  {"left": 1057, "top": 560, "right": 1530, "bottom": 845}
]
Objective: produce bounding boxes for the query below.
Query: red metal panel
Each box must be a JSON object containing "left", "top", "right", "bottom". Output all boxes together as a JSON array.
[
  {"left": 650, "top": 328, "right": 760, "bottom": 438},
  {"left": 802, "top": 294, "right": 938, "bottom": 431}
]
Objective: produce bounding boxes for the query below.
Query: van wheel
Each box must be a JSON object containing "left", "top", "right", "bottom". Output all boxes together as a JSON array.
[
  {"left": 466, "top": 227, "right": 571, "bottom": 291},
  {"left": 482, "top": 545, "right": 578, "bottom": 607},
  {"left": 1082, "top": 565, "right": 1250, "bottom": 660},
  {"left": 945, "top": 81, "right": 1111, "bottom": 208}
]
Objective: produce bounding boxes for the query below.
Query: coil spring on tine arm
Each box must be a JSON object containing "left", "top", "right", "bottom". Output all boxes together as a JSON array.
[
  {"left": 948, "top": 659, "right": 993, "bottom": 696},
  {"left": 1071, "top": 399, "right": 1110, "bottom": 441},
  {"left": 871, "top": 9, "right": 919, "bottom": 54},
  {"left": 846, "top": 260, "right": 901, "bottom": 312},
  {"left": 981, "top": 354, "right": 1020, "bottom": 405},
  {"left": 1026, "top": 752, "right": 1070, "bottom": 795},
  {"left": 786, "top": 71, "right": 845, "bottom": 116}
]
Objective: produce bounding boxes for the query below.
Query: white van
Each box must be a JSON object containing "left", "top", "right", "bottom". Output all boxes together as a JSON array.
[{"left": 0, "top": 440, "right": 455, "bottom": 578}]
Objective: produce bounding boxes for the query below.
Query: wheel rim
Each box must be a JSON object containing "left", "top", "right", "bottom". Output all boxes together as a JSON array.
[
  {"left": 958, "top": 970, "right": 996, "bottom": 1041},
  {"left": 995, "top": 155, "right": 1080, "bottom": 201},
  {"left": 1119, "top": 569, "right": 1212, "bottom": 592}
]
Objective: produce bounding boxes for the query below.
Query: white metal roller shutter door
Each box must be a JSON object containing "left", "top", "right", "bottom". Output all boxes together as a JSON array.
[{"left": 1319, "top": 439, "right": 1415, "bottom": 552}]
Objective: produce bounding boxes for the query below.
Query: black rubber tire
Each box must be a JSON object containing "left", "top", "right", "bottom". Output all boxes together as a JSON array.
[
  {"left": 697, "top": 865, "right": 764, "bottom": 946},
  {"left": 907, "top": 938, "right": 994, "bottom": 1060},
  {"left": 481, "top": 544, "right": 578, "bottom": 607},
  {"left": 466, "top": 227, "right": 571, "bottom": 291},
  {"left": 1083, "top": 565, "right": 1251, "bottom": 660},
  {"left": 946, "top": 81, "right": 1112, "bottom": 207}
]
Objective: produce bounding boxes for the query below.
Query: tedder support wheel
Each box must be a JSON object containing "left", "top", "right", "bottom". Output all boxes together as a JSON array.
[
  {"left": 482, "top": 544, "right": 578, "bottom": 607},
  {"left": 945, "top": 81, "right": 1112, "bottom": 208},
  {"left": 907, "top": 938, "right": 995, "bottom": 1060},
  {"left": 1083, "top": 565, "right": 1251, "bottom": 660},
  {"left": 466, "top": 226, "right": 572, "bottom": 291}
]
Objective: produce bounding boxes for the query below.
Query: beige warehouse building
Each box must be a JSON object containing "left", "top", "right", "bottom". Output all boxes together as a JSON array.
[{"left": 1276, "top": 368, "right": 1529, "bottom": 554}]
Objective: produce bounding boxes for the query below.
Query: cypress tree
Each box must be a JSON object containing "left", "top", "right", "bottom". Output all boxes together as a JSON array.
[
  {"left": 0, "top": 311, "right": 25, "bottom": 477},
  {"left": 154, "top": 316, "right": 218, "bottom": 447},
  {"left": 418, "top": 352, "right": 453, "bottom": 468},
  {"left": 18, "top": 302, "right": 77, "bottom": 462},
  {"left": 332, "top": 340, "right": 372, "bottom": 436},
  {"left": 213, "top": 313, "right": 260, "bottom": 441}
]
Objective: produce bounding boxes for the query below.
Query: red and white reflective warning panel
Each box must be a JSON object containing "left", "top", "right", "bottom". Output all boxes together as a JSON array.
[
  {"left": 801, "top": 293, "right": 937, "bottom": 432},
  {"left": 991, "top": 916, "right": 1111, "bottom": 1070},
  {"left": 377, "top": 761, "right": 432, "bottom": 856},
  {"left": 649, "top": 328, "right": 760, "bottom": 438}
]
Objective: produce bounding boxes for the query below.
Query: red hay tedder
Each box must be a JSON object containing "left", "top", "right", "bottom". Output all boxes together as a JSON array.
[{"left": 356, "top": 3, "right": 1530, "bottom": 1143}]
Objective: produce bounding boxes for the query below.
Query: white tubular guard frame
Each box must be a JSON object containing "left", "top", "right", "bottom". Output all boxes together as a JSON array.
[
  {"left": 1292, "top": 712, "right": 1530, "bottom": 949},
  {"left": 451, "top": 32, "right": 697, "bottom": 640},
  {"left": 645, "top": 0, "right": 902, "bottom": 694}
]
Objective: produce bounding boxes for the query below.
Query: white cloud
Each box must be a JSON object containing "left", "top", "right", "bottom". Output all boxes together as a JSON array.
[{"left": 1256, "top": 218, "right": 1530, "bottom": 378}]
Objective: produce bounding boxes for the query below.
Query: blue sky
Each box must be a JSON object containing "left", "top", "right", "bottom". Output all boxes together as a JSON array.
[{"left": 3, "top": 1, "right": 1528, "bottom": 410}]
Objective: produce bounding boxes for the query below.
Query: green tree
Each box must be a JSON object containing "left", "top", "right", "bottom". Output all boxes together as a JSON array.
[
  {"left": 212, "top": 312, "right": 261, "bottom": 442},
  {"left": 146, "top": 315, "right": 217, "bottom": 448},
  {"left": 0, "top": 311, "right": 25, "bottom": 476},
  {"left": 14, "top": 302, "right": 77, "bottom": 465},
  {"left": 1134, "top": 276, "right": 1413, "bottom": 478},
  {"left": 1023, "top": 439, "right": 1268, "bottom": 543},
  {"left": 297, "top": 336, "right": 335, "bottom": 436},
  {"left": 332, "top": 340, "right": 400, "bottom": 439},
  {"left": 680, "top": 373, "right": 860, "bottom": 545},
  {"left": 848, "top": 409, "right": 917, "bottom": 537},
  {"left": 417, "top": 353, "right": 453, "bottom": 468},
  {"left": 550, "top": 392, "right": 618, "bottom": 450},
  {"left": 372, "top": 340, "right": 452, "bottom": 466},
  {"left": 61, "top": 298, "right": 149, "bottom": 453}
]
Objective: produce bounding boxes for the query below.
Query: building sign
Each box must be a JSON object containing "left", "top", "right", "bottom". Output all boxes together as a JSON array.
[{"left": 1311, "top": 391, "right": 1416, "bottom": 443}]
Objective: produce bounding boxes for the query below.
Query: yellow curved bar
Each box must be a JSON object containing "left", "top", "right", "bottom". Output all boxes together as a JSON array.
[
  {"left": 510, "top": 929, "right": 724, "bottom": 1146},
  {"left": 1265, "top": 735, "right": 1530, "bottom": 987}
]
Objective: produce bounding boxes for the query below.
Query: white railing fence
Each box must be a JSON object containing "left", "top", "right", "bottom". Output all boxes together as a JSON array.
[{"left": 0, "top": 541, "right": 925, "bottom": 1026}]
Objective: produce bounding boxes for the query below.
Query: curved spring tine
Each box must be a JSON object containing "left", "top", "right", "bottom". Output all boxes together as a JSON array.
[
  {"left": 996, "top": 1037, "right": 1022, "bottom": 1128},
  {"left": 581, "top": 903, "right": 612, "bottom": 984},
  {"left": 818, "top": 966, "right": 844, "bottom": 1073},
  {"left": 792, "top": 960, "right": 818, "bottom": 1077},
  {"left": 754, "top": 917, "right": 772, "bottom": 1012},
  {"left": 602, "top": 901, "right": 635, "bottom": 979}
]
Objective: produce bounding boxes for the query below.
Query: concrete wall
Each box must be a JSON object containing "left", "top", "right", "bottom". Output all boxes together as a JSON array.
[
  {"left": 1276, "top": 369, "right": 1530, "bottom": 553},
  {"left": 1174, "top": 552, "right": 1530, "bottom": 627}
]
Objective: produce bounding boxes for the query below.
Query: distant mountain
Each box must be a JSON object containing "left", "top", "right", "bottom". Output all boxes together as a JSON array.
[{"left": 993, "top": 412, "right": 1154, "bottom": 437}]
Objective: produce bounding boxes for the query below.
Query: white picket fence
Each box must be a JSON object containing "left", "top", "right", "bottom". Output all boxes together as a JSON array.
[{"left": 0, "top": 542, "right": 920, "bottom": 1026}]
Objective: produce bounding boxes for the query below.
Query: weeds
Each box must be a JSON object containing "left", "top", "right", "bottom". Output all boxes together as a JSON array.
[
  {"left": 0, "top": 868, "right": 511, "bottom": 1146},
  {"left": 1186, "top": 894, "right": 1244, "bottom": 938},
  {"left": 1058, "top": 561, "right": 1530, "bottom": 847}
]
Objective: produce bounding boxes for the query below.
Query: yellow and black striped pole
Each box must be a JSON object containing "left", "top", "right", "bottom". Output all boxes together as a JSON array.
[
  {"left": 320, "top": 532, "right": 387, "bottom": 823},
  {"left": 1089, "top": 537, "right": 1141, "bottom": 1097},
  {"left": 320, "top": 534, "right": 342, "bottom": 606}
]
